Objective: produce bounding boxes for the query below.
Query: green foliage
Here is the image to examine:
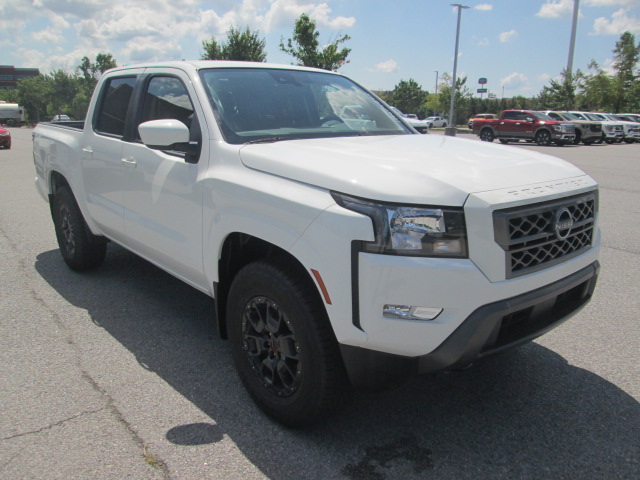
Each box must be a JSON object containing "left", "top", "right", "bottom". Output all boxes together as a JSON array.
[
  {"left": 388, "top": 79, "right": 428, "bottom": 117},
  {"left": 538, "top": 31, "right": 639, "bottom": 113},
  {"left": 280, "top": 14, "right": 351, "bottom": 71},
  {"left": 436, "top": 74, "right": 473, "bottom": 124},
  {"left": 536, "top": 69, "right": 580, "bottom": 110},
  {"left": 14, "top": 53, "right": 117, "bottom": 122},
  {"left": 201, "top": 27, "right": 267, "bottom": 62},
  {"left": 0, "top": 89, "right": 20, "bottom": 103}
]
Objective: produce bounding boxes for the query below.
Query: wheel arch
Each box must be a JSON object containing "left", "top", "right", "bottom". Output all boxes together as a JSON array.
[{"left": 214, "top": 232, "right": 325, "bottom": 340}]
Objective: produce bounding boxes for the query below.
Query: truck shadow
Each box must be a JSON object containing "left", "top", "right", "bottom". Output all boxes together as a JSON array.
[{"left": 35, "top": 245, "right": 639, "bottom": 479}]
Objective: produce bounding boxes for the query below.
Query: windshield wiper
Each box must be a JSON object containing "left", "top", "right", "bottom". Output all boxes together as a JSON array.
[{"left": 244, "top": 137, "right": 286, "bottom": 145}]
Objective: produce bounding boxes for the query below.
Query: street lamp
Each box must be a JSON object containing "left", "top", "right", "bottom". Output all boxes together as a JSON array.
[
  {"left": 445, "top": 3, "right": 469, "bottom": 136},
  {"left": 434, "top": 70, "right": 439, "bottom": 95}
]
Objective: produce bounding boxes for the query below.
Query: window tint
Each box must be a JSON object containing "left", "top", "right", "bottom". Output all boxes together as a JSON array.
[
  {"left": 139, "top": 76, "right": 195, "bottom": 132},
  {"left": 94, "top": 76, "right": 136, "bottom": 137}
]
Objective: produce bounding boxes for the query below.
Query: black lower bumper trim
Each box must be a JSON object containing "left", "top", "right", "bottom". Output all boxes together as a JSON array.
[{"left": 340, "top": 261, "right": 599, "bottom": 389}]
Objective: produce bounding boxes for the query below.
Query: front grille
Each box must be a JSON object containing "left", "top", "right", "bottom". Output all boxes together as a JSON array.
[
  {"left": 562, "top": 124, "right": 575, "bottom": 133},
  {"left": 493, "top": 193, "right": 597, "bottom": 278}
]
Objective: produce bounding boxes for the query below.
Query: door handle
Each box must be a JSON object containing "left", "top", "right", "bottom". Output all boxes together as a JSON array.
[
  {"left": 82, "top": 146, "right": 93, "bottom": 153},
  {"left": 121, "top": 157, "right": 137, "bottom": 168}
]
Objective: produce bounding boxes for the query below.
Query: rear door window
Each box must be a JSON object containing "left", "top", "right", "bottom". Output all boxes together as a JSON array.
[{"left": 94, "top": 76, "right": 137, "bottom": 137}]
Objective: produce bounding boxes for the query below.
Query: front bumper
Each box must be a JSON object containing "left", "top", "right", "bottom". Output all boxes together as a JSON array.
[
  {"left": 341, "top": 261, "right": 599, "bottom": 388},
  {"left": 550, "top": 132, "right": 575, "bottom": 143}
]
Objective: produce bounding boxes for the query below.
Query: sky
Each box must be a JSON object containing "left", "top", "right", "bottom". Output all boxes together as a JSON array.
[{"left": 1, "top": 0, "right": 639, "bottom": 98}]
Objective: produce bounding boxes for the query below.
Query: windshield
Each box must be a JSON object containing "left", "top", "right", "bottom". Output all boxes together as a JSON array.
[{"left": 199, "top": 68, "right": 412, "bottom": 144}]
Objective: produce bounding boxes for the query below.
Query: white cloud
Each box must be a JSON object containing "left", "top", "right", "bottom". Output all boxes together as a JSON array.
[
  {"left": 371, "top": 59, "right": 398, "bottom": 73},
  {"left": 474, "top": 36, "right": 490, "bottom": 47},
  {"left": 592, "top": 8, "right": 640, "bottom": 34},
  {"left": 474, "top": 4, "right": 493, "bottom": 10},
  {"left": 501, "top": 72, "right": 529, "bottom": 90},
  {"left": 585, "top": 0, "right": 640, "bottom": 6},
  {"left": 499, "top": 30, "right": 517, "bottom": 42},
  {"left": 536, "top": 0, "right": 573, "bottom": 18}
]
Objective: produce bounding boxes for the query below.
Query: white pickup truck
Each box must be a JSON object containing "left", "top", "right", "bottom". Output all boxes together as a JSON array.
[{"left": 33, "top": 61, "right": 600, "bottom": 427}]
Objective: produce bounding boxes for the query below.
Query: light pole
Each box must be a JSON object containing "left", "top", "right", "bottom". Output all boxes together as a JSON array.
[
  {"left": 445, "top": 3, "right": 469, "bottom": 136},
  {"left": 434, "top": 70, "right": 439, "bottom": 95},
  {"left": 567, "top": 0, "right": 580, "bottom": 76}
]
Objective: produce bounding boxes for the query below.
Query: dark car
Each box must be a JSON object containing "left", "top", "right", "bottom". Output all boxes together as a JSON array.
[{"left": 0, "top": 127, "right": 11, "bottom": 149}]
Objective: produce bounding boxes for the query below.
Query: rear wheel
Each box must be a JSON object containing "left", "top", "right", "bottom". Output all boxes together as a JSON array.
[
  {"left": 535, "top": 130, "right": 552, "bottom": 146},
  {"left": 52, "top": 186, "right": 106, "bottom": 270},
  {"left": 227, "top": 260, "right": 347, "bottom": 427},
  {"left": 480, "top": 128, "right": 494, "bottom": 142}
]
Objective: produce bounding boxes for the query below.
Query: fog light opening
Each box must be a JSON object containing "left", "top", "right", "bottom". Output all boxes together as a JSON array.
[{"left": 383, "top": 305, "right": 443, "bottom": 321}]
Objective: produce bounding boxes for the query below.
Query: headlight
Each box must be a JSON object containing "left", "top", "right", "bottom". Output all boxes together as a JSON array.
[
  {"left": 332, "top": 192, "right": 468, "bottom": 257},
  {"left": 552, "top": 125, "right": 562, "bottom": 132},
  {"left": 0, "top": 132, "right": 9, "bottom": 136}
]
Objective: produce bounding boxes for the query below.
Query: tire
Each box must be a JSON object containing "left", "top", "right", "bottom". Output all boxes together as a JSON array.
[
  {"left": 480, "top": 128, "right": 494, "bottom": 142},
  {"left": 535, "top": 130, "right": 552, "bottom": 146},
  {"left": 52, "top": 186, "right": 107, "bottom": 270},
  {"left": 573, "top": 132, "right": 581, "bottom": 145},
  {"left": 227, "top": 260, "right": 348, "bottom": 427},
  {"left": 604, "top": 138, "right": 614, "bottom": 144},
  {"left": 582, "top": 140, "right": 593, "bottom": 146}
]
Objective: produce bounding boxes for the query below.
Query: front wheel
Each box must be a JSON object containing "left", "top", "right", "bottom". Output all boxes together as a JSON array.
[
  {"left": 535, "top": 130, "right": 552, "bottom": 146},
  {"left": 480, "top": 128, "right": 494, "bottom": 142},
  {"left": 52, "top": 186, "right": 107, "bottom": 270},
  {"left": 227, "top": 260, "right": 347, "bottom": 427}
]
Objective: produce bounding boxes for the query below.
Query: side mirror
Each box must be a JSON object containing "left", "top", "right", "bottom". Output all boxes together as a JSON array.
[
  {"left": 526, "top": 117, "right": 534, "bottom": 122},
  {"left": 139, "top": 119, "right": 200, "bottom": 164},
  {"left": 139, "top": 119, "right": 189, "bottom": 148}
]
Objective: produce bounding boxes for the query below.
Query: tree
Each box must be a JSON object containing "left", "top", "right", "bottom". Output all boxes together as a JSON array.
[
  {"left": 611, "top": 31, "right": 639, "bottom": 112},
  {"left": 436, "top": 74, "right": 473, "bottom": 125},
  {"left": 46, "top": 69, "right": 80, "bottom": 116},
  {"left": 0, "top": 89, "right": 20, "bottom": 103},
  {"left": 78, "top": 53, "right": 117, "bottom": 90},
  {"left": 280, "top": 14, "right": 351, "bottom": 71},
  {"left": 536, "top": 69, "right": 580, "bottom": 110},
  {"left": 388, "top": 79, "right": 428, "bottom": 117},
  {"left": 202, "top": 27, "right": 267, "bottom": 62},
  {"left": 17, "top": 75, "right": 50, "bottom": 123},
  {"left": 579, "top": 60, "right": 615, "bottom": 111}
]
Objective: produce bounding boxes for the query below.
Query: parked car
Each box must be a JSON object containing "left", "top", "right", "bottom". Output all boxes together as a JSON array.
[
  {"left": 618, "top": 113, "right": 640, "bottom": 123},
  {"left": 569, "top": 112, "right": 623, "bottom": 144},
  {"left": 467, "top": 113, "right": 497, "bottom": 129},
  {"left": 473, "top": 109, "right": 575, "bottom": 146},
  {"left": 390, "top": 107, "right": 430, "bottom": 133},
  {"left": 425, "top": 116, "right": 448, "bottom": 128},
  {"left": 544, "top": 111, "right": 602, "bottom": 145},
  {"left": 594, "top": 113, "right": 640, "bottom": 143},
  {"left": 51, "top": 114, "right": 71, "bottom": 122},
  {"left": 0, "top": 126, "right": 11, "bottom": 149}
]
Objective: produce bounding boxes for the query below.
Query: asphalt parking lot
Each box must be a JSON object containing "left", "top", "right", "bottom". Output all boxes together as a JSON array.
[{"left": 1, "top": 127, "right": 638, "bottom": 479}]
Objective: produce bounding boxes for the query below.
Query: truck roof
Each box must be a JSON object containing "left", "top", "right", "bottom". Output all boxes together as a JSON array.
[{"left": 104, "top": 60, "right": 339, "bottom": 76}]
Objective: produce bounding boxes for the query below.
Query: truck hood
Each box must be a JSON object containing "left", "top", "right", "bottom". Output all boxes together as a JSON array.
[{"left": 239, "top": 134, "right": 587, "bottom": 205}]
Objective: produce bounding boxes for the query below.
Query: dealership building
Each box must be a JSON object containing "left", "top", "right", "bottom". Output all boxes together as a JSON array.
[{"left": 0, "top": 65, "right": 41, "bottom": 89}]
